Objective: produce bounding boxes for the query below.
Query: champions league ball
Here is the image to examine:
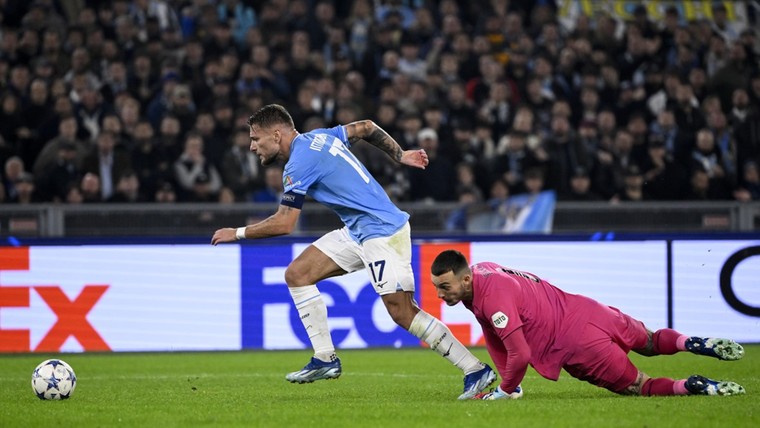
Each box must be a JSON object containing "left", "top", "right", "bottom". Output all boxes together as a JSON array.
[{"left": 31, "top": 359, "right": 77, "bottom": 400}]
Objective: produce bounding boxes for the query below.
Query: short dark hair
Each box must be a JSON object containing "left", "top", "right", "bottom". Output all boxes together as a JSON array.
[
  {"left": 247, "top": 104, "right": 295, "bottom": 129},
  {"left": 431, "top": 250, "right": 470, "bottom": 277}
]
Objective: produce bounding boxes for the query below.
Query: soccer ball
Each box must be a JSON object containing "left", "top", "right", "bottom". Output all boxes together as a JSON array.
[{"left": 31, "top": 359, "right": 77, "bottom": 400}]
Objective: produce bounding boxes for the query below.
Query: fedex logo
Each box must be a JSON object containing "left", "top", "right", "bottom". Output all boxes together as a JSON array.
[
  {"left": 241, "top": 245, "right": 418, "bottom": 349},
  {"left": 2, "top": 245, "right": 241, "bottom": 353},
  {"left": 0, "top": 247, "right": 110, "bottom": 352}
]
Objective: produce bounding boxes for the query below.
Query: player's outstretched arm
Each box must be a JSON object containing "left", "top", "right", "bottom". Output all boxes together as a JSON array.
[
  {"left": 344, "top": 120, "right": 428, "bottom": 169},
  {"left": 211, "top": 205, "right": 301, "bottom": 245}
]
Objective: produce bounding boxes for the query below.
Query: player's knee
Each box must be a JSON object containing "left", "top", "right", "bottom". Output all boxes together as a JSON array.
[{"left": 284, "top": 263, "right": 308, "bottom": 287}]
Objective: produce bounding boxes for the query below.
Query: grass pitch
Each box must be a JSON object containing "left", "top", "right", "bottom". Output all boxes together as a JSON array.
[{"left": 1, "top": 346, "right": 758, "bottom": 428}]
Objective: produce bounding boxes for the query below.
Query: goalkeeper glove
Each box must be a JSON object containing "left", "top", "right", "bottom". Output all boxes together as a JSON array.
[{"left": 480, "top": 384, "right": 523, "bottom": 400}]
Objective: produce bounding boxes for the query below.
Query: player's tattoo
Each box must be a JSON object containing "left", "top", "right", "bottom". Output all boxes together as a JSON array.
[
  {"left": 346, "top": 121, "right": 403, "bottom": 162},
  {"left": 632, "top": 330, "right": 657, "bottom": 357},
  {"left": 621, "top": 372, "right": 646, "bottom": 396},
  {"left": 365, "top": 128, "right": 402, "bottom": 161}
]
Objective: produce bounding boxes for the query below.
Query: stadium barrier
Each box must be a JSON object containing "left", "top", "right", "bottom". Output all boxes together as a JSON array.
[
  {"left": 1, "top": 235, "right": 757, "bottom": 353},
  {"left": 1, "top": 201, "right": 760, "bottom": 237}
]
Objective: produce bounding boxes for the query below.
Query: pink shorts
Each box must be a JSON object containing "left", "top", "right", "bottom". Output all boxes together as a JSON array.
[{"left": 562, "top": 306, "right": 649, "bottom": 392}]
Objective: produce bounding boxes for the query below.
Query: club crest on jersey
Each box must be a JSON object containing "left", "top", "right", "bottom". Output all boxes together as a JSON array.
[{"left": 491, "top": 311, "right": 508, "bottom": 329}]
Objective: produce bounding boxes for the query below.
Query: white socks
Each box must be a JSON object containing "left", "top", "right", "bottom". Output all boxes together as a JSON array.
[
  {"left": 408, "top": 310, "right": 483, "bottom": 374},
  {"left": 288, "top": 287, "right": 482, "bottom": 372},
  {"left": 289, "top": 285, "right": 335, "bottom": 362}
]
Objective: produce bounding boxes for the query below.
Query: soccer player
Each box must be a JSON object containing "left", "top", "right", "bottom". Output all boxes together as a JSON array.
[
  {"left": 211, "top": 104, "right": 495, "bottom": 399},
  {"left": 429, "top": 249, "right": 746, "bottom": 400}
]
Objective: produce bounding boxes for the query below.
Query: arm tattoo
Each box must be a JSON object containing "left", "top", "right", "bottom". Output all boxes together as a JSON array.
[
  {"left": 365, "top": 128, "right": 403, "bottom": 162},
  {"left": 348, "top": 121, "right": 403, "bottom": 162}
]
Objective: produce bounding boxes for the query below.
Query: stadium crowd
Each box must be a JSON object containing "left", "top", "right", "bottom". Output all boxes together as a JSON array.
[{"left": 1, "top": 0, "right": 759, "bottom": 207}]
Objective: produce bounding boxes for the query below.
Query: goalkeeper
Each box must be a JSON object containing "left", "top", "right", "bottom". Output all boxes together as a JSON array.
[{"left": 430, "top": 250, "right": 746, "bottom": 400}]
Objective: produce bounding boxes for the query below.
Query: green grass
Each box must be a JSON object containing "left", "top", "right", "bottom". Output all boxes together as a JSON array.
[{"left": 1, "top": 347, "right": 758, "bottom": 428}]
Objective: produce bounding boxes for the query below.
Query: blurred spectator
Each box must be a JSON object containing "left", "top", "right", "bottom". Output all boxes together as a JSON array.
[
  {"left": 21, "top": 78, "right": 54, "bottom": 155},
  {"left": 0, "top": 94, "right": 25, "bottom": 158},
  {"left": 686, "top": 168, "right": 731, "bottom": 200},
  {"left": 614, "top": 165, "right": 645, "bottom": 202},
  {"left": 36, "top": 141, "right": 81, "bottom": 202},
  {"left": 108, "top": 170, "right": 144, "bottom": 203},
  {"left": 3, "top": 156, "right": 26, "bottom": 203},
  {"left": 641, "top": 137, "right": 688, "bottom": 200},
  {"left": 408, "top": 127, "right": 456, "bottom": 202},
  {"left": 398, "top": 33, "right": 427, "bottom": 81},
  {"left": 130, "top": 0, "right": 180, "bottom": 40},
  {"left": 709, "top": 42, "right": 752, "bottom": 110},
  {"left": 73, "top": 81, "right": 110, "bottom": 142},
  {"left": 221, "top": 126, "right": 263, "bottom": 202},
  {"left": 101, "top": 113, "right": 130, "bottom": 150},
  {"left": 445, "top": 81, "right": 477, "bottom": 135},
  {"left": 729, "top": 88, "right": 751, "bottom": 129},
  {"left": 649, "top": 109, "right": 689, "bottom": 164},
  {"left": 131, "top": 120, "right": 164, "bottom": 199},
  {"left": 79, "top": 131, "right": 131, "bottom": 200},
  {"left": 491, "top": 130, "right": 544, "bottom": 194},
  {"left": 710, "top": 3, "right": 743, "bottom": 43},
  {"left": 477, "top": 79, "right": 513, "bottom": 139},
  {"left": 11, "top": 172, "right": 40, "bottom": 204},
  {"left": 79, "top": 172, "right": 103, "bottom": 203},
  {"left": 33, "top": 116, "right": 88, "bottom": 177},
  {"left": 346, "top": 0, "right": 374, "bottom": 65},
  {"left": 560, "top": 167, "right": 601, "bottom": 201},
  {"left": 101, "top": 60, "right": 130, "bottom": 105},
  {"left": 116, "top": 96, "right": 142, "bottom": 140},
  {"left": 156, "top": 115, "right": 184, "bottom": 161},
  {"left": 453, "top": 162, "right": 483, "bottom": 202},
  {"left": 174, "top": 132, "right": 222, "bottom": 202},
  {"left": 127, "top": 51, "right": 157, "bottom": 109},
  {"left": 522, "top": 167, "right": 548, "bottom": 196},
  {"left": 690, "top": 128, "right": 728, "bottom": 181},
  {"left": 252, "top": 165, "right": 284, "bottom": 203},
  {"left": 148, "top": 79, "right": 194, "bottom": 133},
  {"left": 444, "top": 184, "right": 484, "bottom": 233},
  {"left": 544, "top": 115, "right": 586, "bottom": 195},
  {"left": 0, "top": 0, "right": 757, "bottom": 207},
  {"left": 733, "top": 161, "right": 760, "bottom": 202},
  {"left": 193, "top": 110, "right": 225, "bottom": 168},
  {"left": 154, "top": 181, "right": 177, "bottom": 203},
  {"left": 216, "top": 0, "right": 257, "bottom": 47}
]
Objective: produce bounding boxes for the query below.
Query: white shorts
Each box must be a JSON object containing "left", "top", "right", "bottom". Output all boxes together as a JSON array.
[{"left": 313, "top": 223, "right": 415, "bottom": 296}]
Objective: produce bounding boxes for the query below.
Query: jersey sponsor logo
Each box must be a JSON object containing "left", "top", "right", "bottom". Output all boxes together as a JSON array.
[
  {"left": 491, "top": 311, "right": 508, "bottom": 329},
  {"left": 281, "top": 193, "right": 296, "bottom": 203}
]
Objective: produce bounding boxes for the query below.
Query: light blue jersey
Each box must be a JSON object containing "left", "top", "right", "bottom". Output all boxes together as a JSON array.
[{"left": 281, "top": 126, "right": 409, "bottom": 243}]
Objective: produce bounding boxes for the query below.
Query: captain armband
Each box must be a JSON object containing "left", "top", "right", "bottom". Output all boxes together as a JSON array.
[{"left": 280, "top": 191, "right": 305, "bottom": 209}]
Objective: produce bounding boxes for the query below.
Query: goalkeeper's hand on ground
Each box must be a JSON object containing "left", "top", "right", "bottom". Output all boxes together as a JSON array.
[{"left": 477, "top": 384, "right": 523, "bottom": 400}]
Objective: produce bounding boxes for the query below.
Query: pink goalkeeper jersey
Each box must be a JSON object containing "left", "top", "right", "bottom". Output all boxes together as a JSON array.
[{"left": 464, "top": 262, "right": 610, "bottom": 382}]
